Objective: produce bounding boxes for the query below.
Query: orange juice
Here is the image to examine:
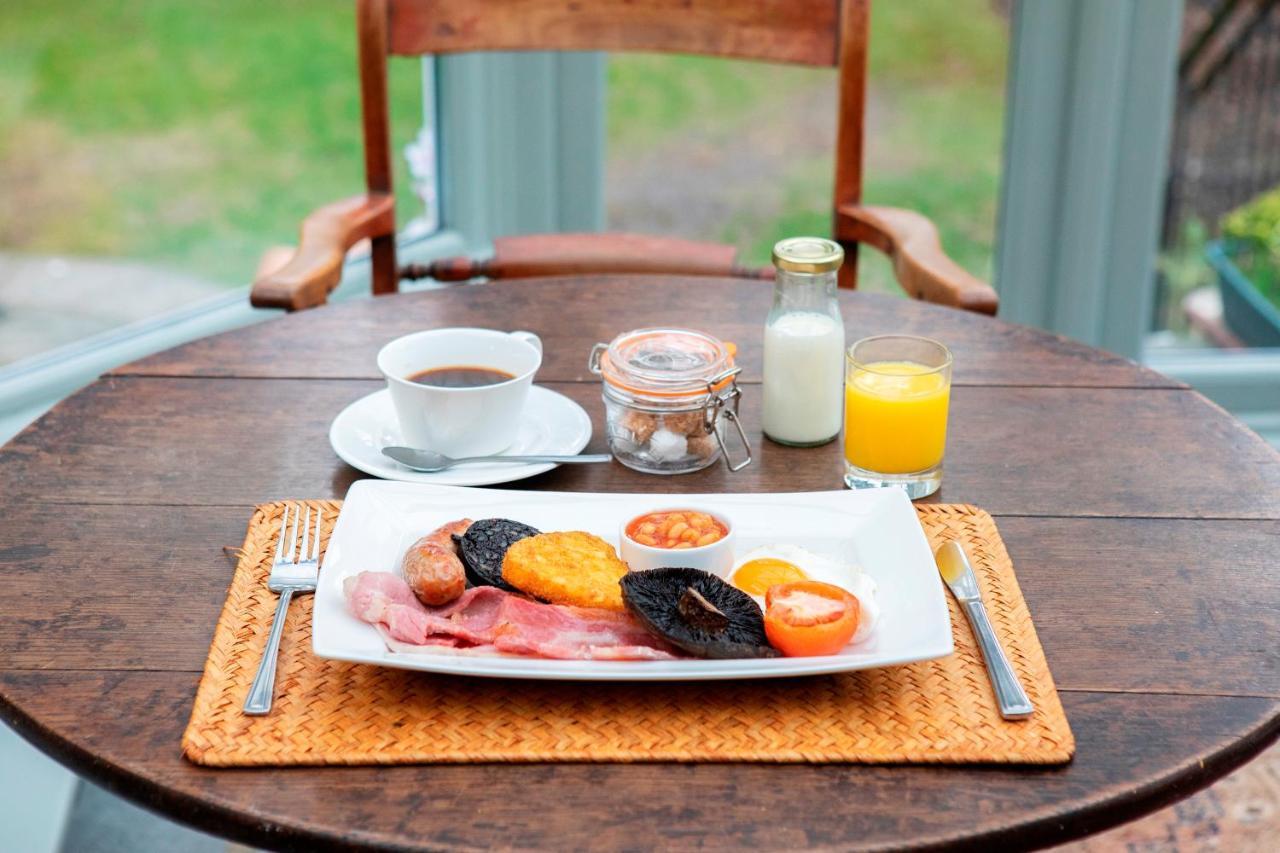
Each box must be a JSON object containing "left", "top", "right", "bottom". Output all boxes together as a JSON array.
[{"left": 844, "top": 361, "right": 950, "bottom": 474}]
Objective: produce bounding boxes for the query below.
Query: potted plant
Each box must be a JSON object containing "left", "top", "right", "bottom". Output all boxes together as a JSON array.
[{"left": 1207, "top": 187, "right": 1280, "bottom": 346}]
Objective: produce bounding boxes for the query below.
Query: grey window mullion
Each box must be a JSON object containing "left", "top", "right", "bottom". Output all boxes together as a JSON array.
[
  {"left": 996, "top": 0, "right": 1182, "bottom": 359},
  {"left": 437, "top": 51, "right": 605, "bottom": 251}
]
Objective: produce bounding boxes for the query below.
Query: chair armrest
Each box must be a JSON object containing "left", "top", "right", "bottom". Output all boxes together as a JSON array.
[
  {"left": 249, "top": 194, "right": 396, "bottom": 311},
  {"left": 836, "top": 204, "right": 999, "bottom": 316},
  {"left": 410, "top": 233, "right": 772, "bottom": 282}
]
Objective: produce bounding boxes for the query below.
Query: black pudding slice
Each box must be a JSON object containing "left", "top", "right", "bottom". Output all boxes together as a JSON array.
[{"left": 455, "top": 518, "right": 540, "bottom": 590}]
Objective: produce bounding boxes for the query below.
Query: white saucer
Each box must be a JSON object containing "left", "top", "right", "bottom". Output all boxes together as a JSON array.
[{"left": 329, "top": 386, "right": 594, "bottom": 486}]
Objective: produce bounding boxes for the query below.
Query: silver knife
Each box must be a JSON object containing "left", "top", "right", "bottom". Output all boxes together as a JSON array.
[{"left": 935, "top": 541, "right": 1034, "bottom": 720}]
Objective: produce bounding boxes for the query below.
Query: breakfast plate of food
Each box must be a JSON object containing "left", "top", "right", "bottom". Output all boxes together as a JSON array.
[{"left": 312, "top": 481, "right": 953, "bottom": 680}]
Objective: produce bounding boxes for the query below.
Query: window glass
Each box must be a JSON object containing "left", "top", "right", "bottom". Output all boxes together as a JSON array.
[
  {"left": 1155, "top": 0, "right": 1280, "bottom": 351},
  {"left": 604, "top": 0, "right": 1009, "bottom": 294},
  {"left": 0, "top": 0, "right": 426, "bottom": 367}
]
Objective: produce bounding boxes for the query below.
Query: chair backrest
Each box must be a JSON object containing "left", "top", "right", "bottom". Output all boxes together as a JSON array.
[{"left": 356, "top": 0, "right": 868, "bottom": 291}]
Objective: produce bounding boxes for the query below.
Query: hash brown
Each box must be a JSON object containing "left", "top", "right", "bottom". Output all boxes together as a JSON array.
[{"left": 502, "top": 531, "right": 629, "bottom": 611}]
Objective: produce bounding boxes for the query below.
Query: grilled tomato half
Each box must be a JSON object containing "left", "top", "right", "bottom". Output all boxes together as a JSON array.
[{"left": 763, "top": 581, "right": 860, "bottom": 657}]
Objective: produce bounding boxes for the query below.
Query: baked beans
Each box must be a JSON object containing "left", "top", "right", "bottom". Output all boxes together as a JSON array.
[{"left": 625, "top": 510, "right": 728, "bottom": 550}]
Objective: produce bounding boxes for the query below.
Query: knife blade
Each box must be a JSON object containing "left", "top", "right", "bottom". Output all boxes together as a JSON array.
[{"left": 936, "top": 540, "right": 1034, "bottom": 720}]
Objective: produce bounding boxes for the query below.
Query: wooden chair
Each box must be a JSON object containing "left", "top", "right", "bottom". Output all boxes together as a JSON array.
[{"left": 250, "top": 0, "right": 999, "bottom": 316}]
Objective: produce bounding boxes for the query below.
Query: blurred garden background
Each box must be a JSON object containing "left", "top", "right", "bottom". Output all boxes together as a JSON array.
[
  {"left": 7, "top": 0, "right": 1280, "bottom": 369},
  {"left": 0, "top": 0, "right": 423, "bottom": 283},
  {"left": 603, "top": 0, "right": 1006, "bottom": 285},
  {"left": 0, "top": 0, "right": 1007, "bottom": 364}
]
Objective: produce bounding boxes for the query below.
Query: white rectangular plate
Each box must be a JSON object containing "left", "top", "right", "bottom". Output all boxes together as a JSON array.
[{"left": 312, "top": 481, "right": 953, "bottom": 681}]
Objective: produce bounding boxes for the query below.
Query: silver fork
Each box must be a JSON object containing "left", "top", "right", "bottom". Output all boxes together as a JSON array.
[{"left": 243, "top": 504, "right": 322, "bottom": 715}]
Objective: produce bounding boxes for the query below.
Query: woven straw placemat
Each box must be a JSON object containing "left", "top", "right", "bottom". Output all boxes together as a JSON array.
[{"left": 183, "top": 501, "right": 1073, "bottom": 766}]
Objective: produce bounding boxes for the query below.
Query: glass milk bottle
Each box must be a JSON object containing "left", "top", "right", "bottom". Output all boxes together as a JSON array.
[{"left": 762, "top": 237, "right": 846, "bottom": 446}]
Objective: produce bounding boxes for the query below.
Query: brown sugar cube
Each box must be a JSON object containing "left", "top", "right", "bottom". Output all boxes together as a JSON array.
[
  {"left": 662, "top": 410, "right": 706, "bottom": 436},
  {"left": 619, "top": 409, "right": 658, "bottom": 444},
  {"left": 686, "top": 432, "right": 719, "bottom": 460}
]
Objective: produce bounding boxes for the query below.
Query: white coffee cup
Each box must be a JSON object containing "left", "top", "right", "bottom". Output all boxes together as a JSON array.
[{"left": 377, "top": 328, "right": 543, "bottom": 456}]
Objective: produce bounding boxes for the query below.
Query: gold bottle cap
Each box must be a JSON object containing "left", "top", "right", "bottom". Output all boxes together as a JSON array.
[{"left": 771, "top": 237, "right": 844, "bottom": 273}]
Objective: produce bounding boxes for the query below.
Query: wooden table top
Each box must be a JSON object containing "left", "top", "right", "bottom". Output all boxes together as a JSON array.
[{"left": 2, "top": 276, "right": 1279, "bottom": 851}]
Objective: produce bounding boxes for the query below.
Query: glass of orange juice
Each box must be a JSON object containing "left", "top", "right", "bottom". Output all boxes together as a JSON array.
[{"left": 843, "top": 335, "right": 953, "bottom": 499}]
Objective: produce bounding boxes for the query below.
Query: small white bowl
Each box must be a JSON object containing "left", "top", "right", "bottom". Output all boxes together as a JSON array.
[{"left": 618, "top": 507, "right": 735, "bottom": 578}]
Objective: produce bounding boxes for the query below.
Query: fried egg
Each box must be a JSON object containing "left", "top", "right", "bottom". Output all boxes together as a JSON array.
[{"left": 729, "top": 543, "right": 880, "bottom": 643}]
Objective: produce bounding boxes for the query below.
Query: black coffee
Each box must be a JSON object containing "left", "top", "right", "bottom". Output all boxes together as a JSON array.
[{"left": 407, "top": 365, "right": 515, "bottom": 388}]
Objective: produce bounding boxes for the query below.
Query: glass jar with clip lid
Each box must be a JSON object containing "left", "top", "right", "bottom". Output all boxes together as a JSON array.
[{"left": 588, "top": 328, "right": 752, "bottom": 475}]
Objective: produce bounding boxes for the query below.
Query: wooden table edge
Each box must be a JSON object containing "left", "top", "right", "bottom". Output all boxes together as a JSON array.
[
  {"left": 3, "top": 685, "right": 1277, "bottom": 852},
  {"left": 102, "top": 277, "right": 1189, "bottom": 391},
  {"left": 102, "top": 370, "right": 1190, "bottom": 390}
]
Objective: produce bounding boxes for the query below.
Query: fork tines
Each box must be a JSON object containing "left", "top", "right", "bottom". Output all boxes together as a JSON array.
[{"left": 270, "top": 504, "right": 322, "bottom": 587}]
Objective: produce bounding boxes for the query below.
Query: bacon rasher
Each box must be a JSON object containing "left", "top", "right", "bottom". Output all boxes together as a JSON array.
[{"left": 343, "top": 571, "right": 679, "bottom": 661}]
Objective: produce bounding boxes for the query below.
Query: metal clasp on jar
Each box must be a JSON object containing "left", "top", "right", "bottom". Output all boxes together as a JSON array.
[
  {"left": 587, "top": 343, "right": 607, "bottom": 376},
  {"left": 703, "top": 367, "right": 752, "bottom": 472}
]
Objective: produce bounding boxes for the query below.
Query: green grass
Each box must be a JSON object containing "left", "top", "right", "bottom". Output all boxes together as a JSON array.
[
  {"left": 752, "top": 85, "right": 1004, "bottom": 280},
  {"left": 866, "top": 0, "right": 1008, "bottom": 87},
  {"left": 607, "top": 0, "right": 1008, "bottom": 292},
  {"left": 0, "top": 0, "right": 423, "bottom": 284},
  {"left": 607, "top": 55, "right": 825, "bottom": 151},
  {"left": 0, "top": 0, "right": 1007, "bottom": 295}
]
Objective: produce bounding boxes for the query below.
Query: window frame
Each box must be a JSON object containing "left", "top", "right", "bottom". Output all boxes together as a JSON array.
[
  {"left": 0, "top": 54, "right": 608, "bottom": 442},
  {"left": 997, "top": 1, "right": 1279, "bottom": 446},
  {"left": 995, "top": 0, "right": 1183, "bottom": 360}
]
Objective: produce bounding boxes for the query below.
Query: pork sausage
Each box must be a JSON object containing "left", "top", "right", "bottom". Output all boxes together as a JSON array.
[{"left": 401, "top": 518, "right": 472, "bottom": 605}]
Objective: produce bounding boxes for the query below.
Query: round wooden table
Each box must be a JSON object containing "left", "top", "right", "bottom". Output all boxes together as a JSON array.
[{"left": 2, "top": 277, "right": 1279, "bottom": 851}]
